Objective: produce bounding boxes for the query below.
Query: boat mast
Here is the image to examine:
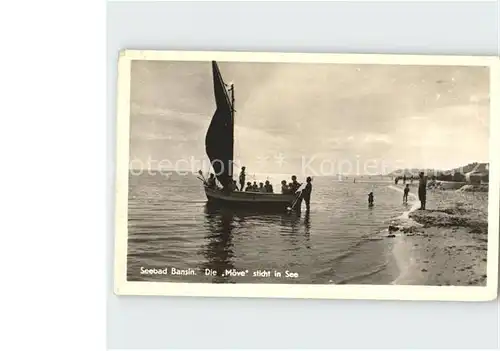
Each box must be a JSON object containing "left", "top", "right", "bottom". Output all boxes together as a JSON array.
[
  {"left": 229, "top": 83, "right": 235, "bottom": 178},
  {"left": 230, "top": 83, "right": 235, "bottom": 117}
]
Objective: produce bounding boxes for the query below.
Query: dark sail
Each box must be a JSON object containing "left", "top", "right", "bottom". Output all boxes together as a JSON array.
[{"left": 205, "top": 61, "right": 234, "bottom": 188}]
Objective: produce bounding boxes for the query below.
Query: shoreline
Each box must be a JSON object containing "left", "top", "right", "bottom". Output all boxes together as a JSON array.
[{"left": 388, "top": 184, "right": 488, "bottom": 286}]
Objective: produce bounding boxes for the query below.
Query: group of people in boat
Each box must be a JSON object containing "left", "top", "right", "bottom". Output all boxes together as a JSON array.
[
  {"left": 240, "top": 168, "right": 313, "bottom": 211},
  {"left": 243, "top": 181, "right": 273, "bottom": 193},
  {"left": 203, "top": 166, "right": 313, "bottom": 211}
]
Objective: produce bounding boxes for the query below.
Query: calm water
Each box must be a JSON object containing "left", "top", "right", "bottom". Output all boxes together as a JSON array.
[{"left": 127, "top": 173, "right": 411, "bottom": 284}]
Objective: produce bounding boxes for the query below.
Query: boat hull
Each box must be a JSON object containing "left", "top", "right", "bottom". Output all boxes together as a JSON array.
[{"left": 204, "top": 186, "right": 296, "bottom": 209}]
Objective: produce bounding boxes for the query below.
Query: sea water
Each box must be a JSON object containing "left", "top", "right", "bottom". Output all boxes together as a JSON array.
[{"left": 127, "top": 172, "right": 413, "bottom": 284}]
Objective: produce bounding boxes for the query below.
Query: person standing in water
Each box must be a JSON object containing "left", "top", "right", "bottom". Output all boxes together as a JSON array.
[
  {"left": 418, "top": 172, "right": 427, "bottom": 210},
  {"left": 290, "top": 175, "right": 302, "bottom": 209},
  {"left": 403, "top": 184, "right": 410, "bottom": 204},
  {"left": 368, "top": 192, "right": 374, "bottom": 206},
  {"left": 301, "top": 177, "right": 313, "bottom": 211}
]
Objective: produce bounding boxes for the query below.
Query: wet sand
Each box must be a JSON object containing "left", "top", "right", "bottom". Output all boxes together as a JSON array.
[{"left": 390, "top": 185, "right": 488, "bottom": 286}]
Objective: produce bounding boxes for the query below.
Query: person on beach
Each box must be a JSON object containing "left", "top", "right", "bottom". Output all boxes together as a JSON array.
[
  {"left": 418, "top": 172, "right": 427, "bottom": 210},
  {"left": 403, "top": 184, "right": 410, "bottom": 204},
  {"left": 368, "top": 192, "right": 374, "bottom": 207},
  {"left": 238, "top": 166, "right": 246, "bottom": 191}
]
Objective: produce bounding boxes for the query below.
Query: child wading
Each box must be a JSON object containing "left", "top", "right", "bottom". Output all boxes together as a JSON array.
[{"left": 403, "top": 184, "right": 410, "bottom": 204}]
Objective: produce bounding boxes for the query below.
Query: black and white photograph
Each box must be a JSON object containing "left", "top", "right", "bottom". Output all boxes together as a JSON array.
[{"left": 114, "top": 50, "right": 499, "bottom": 301}]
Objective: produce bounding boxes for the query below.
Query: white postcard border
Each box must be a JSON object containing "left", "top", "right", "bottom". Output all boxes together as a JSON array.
[{"left": 114, "top": 50, "right": 500, "bottom": 301}]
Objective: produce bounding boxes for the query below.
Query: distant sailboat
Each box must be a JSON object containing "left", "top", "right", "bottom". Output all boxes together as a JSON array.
[{"left": 201, "top": 61, "right": 296, "bottom": 209}]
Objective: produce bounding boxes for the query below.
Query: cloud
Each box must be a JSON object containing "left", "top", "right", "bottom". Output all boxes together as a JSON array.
[
  {"left": 362, "top": 133, "right": 393, "bottom": 144},
  {"left": 129, "top": 60, "right": 490, "bottom": 173}
]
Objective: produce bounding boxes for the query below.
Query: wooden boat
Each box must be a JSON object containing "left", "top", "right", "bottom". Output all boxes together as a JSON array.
[
  {"left": 204, "top": 186, "right": 296, "bottom": 209},
  {"left": 202, "top": 61, "right": 297, "bottom": 210}
]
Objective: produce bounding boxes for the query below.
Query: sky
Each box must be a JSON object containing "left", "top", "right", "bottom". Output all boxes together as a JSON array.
[{"left": 129, "top": 59, "right": 490, "bottom": 176}]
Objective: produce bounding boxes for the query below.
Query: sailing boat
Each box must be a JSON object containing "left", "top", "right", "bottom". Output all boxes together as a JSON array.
[{"left": 201, "top": 61, "right": 296, "bottom": 209}]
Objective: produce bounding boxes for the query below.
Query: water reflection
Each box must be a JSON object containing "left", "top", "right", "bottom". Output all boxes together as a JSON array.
[
  {"left": 304, "top": 210, "right": 311, "bottom": 242},
  {"left": 200, "top": 203, "right": 313, "bottom": 281},
  {"left": 200, "top": 204, "right": 236, "bottom": 283}
]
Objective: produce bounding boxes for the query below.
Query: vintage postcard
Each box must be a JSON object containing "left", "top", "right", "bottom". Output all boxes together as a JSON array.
[{"left": 114, "top": 50, "right": 499, "bottom": 301}]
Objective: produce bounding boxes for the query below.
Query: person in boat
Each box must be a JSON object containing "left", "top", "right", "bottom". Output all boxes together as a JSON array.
[
  {"left": 281, "top": 180, "right": 290, "bottom": 194},
  {"left": 252, "top": 181, "right": 258, "bottom": 191},
  {"left": 403, "top": 184, "right": 410, "bottom": 204},
  {"left": 244, "top": 181, "right": 253, "bottom": 191},
  {"left": 239, "top": 166, "right": 246, "bottom": 191},
  {"left": 224, "top": 180, "right": 237, "bottom": 192},
  {"left": 258, "top": 182, "right": 266, "bottom": 192},
  {"left": 301, "top": 176, "right": 313, "bottom": 211},
  {"left": 290, "top": 175, "right": 301, "bottom": 192},
  {"left": 418, "top": 171, "right": 427, "bottom": 210},
  {"left": 264, "top": 180, "right": 274, "bottom": 193},
  {"left": 231, "top": 180, "right": 239, "bottom": 191},
  {"left": 368, "top": 192, "right": 374, "bottom": 206},
  {"left": 206, "top": 173, "right": 216, "bottom": 189}
]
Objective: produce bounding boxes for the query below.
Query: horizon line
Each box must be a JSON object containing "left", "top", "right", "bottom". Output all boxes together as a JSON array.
[{"left": 128, "top": 159, "right": 489, "bottom": 175}]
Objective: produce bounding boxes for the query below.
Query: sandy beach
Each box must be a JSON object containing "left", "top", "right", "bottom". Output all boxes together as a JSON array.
[{"left": 390, "top": 184, "right": 489, "bottom": 286}]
